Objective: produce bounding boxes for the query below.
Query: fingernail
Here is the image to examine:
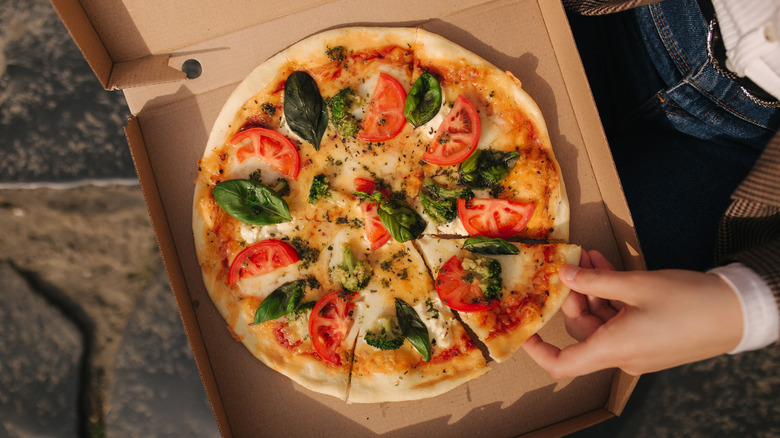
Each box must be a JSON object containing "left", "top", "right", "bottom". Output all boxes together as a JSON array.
[{"left": 561, "top": 264, "right": 579, "bottom": 282}]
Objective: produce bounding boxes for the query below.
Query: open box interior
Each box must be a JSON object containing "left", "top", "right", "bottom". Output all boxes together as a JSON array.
[{"left": 52, "top": 0, "right": 645, "bottom": 435}]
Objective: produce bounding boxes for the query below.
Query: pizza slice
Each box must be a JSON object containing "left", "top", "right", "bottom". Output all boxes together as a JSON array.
[
  {"left": 416, "top": 235, "right": 580, "bottom": 362},
  {"left": 319, "top": 228, "right": 487, "bottom": 402},
  {"left": 410, "top": 29, "right": 569, "bottom": 242},
  {"left": 193, "top": 200, "right": 358, "bottom": 398}
]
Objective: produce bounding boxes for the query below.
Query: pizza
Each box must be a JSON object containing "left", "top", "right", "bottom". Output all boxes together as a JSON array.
[{"left": 192, "top": 27, "right": 579, "bottom": 403}]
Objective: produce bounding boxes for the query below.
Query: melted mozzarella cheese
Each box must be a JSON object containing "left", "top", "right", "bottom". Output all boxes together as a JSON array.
[
  {"left": 235, "top": 263, "right": 302, "bottom": 298},
  {"left": 422, "top": 213, "right": 468, "bottom": 236},
  {"left": 412, "top": 295, "right": 454, "bottom": 349},
  {"left": 354, "top": 290, "right": 393, "bottom": 332},
  {"left": 415, "top": 235, "right": 462, "bottom": 274},
  {"left": 240, "top": 221, "right": 298, "bottom": 244}
]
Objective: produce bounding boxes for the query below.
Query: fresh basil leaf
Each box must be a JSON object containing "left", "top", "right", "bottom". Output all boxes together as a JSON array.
[
  {"left": 404, "top": 73, "right": 442, "bottom": 127},
  {"left": 284, "top": 71, "right": 328, "bottom": 150},
  {"left": 212, "top": 179, "right": 292, "bottom": 225},
  {"left": 254, "top": 280, "right": 306, "bottom": 324},
  {"left": 395, "top": 298, "right": 431, "bottom": 361},
  {"left": 458, "top": 149, "right": 521, "bottom": 189},
  {"left": 463, "top": 236, "right": 520, "bottom": 255},
  {"left": 419, "top": 179, "right": 473, "bottom": 223},
  {"left": 377, "top": 198, "right": 426, "bottom": 243}
]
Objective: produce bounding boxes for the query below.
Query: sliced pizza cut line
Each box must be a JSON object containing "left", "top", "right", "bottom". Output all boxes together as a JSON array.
[
  {"left": 415, "top": 235, "right": 581, "bottom": 363},
  {"left": 193, "top": 26, "right": 576, "bottom": 403}
]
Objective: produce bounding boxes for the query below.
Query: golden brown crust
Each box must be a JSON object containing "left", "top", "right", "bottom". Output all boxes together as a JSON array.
[{"left": 193, "top": 26, "right": 571, "bottom": 403}]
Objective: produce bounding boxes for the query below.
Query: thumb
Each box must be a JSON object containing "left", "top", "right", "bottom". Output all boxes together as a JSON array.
[{"left": 559, "top": 264, "right": 636, "bottom": 303}]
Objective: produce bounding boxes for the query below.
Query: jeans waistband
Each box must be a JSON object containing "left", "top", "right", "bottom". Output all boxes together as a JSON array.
[{"left": 634, "top": 0, "right": 780, "bottom": 126}]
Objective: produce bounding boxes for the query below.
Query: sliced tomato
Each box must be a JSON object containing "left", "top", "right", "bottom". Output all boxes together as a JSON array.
[
  {"left": 227, "top": 239, "right": 299, "bottom": 285},
  {"left": 358, "top": 73, "right": 407, "bottom": 142},
  {"left": 309, "top": 291, "right": 356, "bottom": 365},
  {"left": 435, "top": 255, "right": 499, "bottom": 312},
  {"left": 422, "top": 95, "right": 481, "bottom": 165},
  {"left": 457, "top": 198, "right": 535, "bottom": 239},
  {"left": 354, "top": 178, "right": 391, "bottom": 250},
  {"left": 230, "top": 127, "right": 301, "bottom": 179}
]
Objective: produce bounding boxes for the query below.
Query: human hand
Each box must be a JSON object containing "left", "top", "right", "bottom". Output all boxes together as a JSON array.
[{"left": 523, "top": 250, "right": 743, "bottom": 378}]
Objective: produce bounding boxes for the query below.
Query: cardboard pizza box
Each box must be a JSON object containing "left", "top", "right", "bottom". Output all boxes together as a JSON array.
[{"left": 51, "top": 0, "right": 645, "bottom": 435}]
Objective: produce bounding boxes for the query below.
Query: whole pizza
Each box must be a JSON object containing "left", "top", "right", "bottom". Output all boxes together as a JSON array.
[{"left": 193, "top": 27, "right": 580, "bottom": 403}]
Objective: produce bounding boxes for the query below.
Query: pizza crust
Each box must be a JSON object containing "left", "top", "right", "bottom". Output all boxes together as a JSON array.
[{"left": 193, "top": 26, "right": 576, "bottom": 403}]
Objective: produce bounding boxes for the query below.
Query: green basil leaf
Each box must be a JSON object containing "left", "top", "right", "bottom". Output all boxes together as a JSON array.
[
  {"left": 212, "top": 179, "right": 292, "bottom": 225},
  {"left": 395, "top": 298, "right": 431, "bottom": 362},
  {"left": 463, "top": 236, "right": 520, "bottom": 255},
  {"left": 254, "top": 280, "right": 306, "bottom": 324},
  {"left": 404, "top": 73, "right": 442, "bottom": 127},
  {"left": 284, "top": 71, "right": 328, "bottom": 150},
  {"left": 377, "top": 198, "right": 426, "bottom": 243},
  {"left": 459, "top": 149, "right": 521, "bottom": 189}
]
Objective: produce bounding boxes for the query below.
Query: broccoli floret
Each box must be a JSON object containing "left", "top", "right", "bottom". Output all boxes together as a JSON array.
[
  {"left": 462, "top": 255, "right": 503, "bottom": 300},
  {"left": 419, "top": 178, "right": 473, "bottom": 223},
  {"left": 363, "top": 317, "right": 404, "bottom": 350},
  {"left": 308, "top": 174, "right": 330, "bottom": 204},
  {"left": 330, "top": 244, "right": 373, "bottom": 291},
  {"left": 327, "top": 87, "right": 361, "bottom": 137}
]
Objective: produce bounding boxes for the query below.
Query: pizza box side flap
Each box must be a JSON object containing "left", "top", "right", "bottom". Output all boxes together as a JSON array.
[
  {"left": 607, "top": 370, "right": 641, "bottom": 416},
  {"left": 119, "top": 0, "right": 505, "bottom": 114},
  {"left": 51, "top": 0, "right": 496, "bottom": 93},
  {"left": 537, "top": 0, "right": 645, "bottom": 272},
  {"left": 123, "top": 115, "right": 229, "bottom": 436},
  {"left": 49, "top": 0, "right": 114, "bottom": 88},
  {"left": 520, "top": 408, "right": 615, "bottom": 438}
]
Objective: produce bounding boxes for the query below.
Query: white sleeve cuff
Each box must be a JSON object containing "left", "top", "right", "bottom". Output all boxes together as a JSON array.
[{"left": 709, "top": 263, "right": 780, "bottom": 354}]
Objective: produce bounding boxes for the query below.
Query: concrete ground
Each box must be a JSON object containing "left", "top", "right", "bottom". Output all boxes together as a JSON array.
[{"left": 0, "top": 0, "right": 777, "bottom": 437}]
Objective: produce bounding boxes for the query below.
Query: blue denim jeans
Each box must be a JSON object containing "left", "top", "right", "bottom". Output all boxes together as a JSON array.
[{"left": 568, "top": 0, "right": 780, "bottom": 271}]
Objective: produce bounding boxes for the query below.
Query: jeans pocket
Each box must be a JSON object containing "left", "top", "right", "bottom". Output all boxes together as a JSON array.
[{"left": 625, "top": 82, "right": 779, "bottom": 150}]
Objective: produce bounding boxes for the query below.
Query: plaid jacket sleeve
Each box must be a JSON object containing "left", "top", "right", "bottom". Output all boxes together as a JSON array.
[{"left": 716, "top": 133, "right": 780, "bottom": 338}]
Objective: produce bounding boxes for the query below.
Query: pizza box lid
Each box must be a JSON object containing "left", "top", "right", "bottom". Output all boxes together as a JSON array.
[{"left": 51, "top": 0, "right": 645, "bottom": 436}]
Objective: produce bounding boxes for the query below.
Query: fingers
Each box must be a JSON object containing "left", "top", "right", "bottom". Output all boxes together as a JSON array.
[
  {"left": 559, "top": 264, "right": 637, "bottom": 303},
  {"left": 579, "top": 248, "right": 594, "bottom": 269},
  {"left": 523, "top": 334, "right": 614, "bottom": 380},
  {"left": 587, "top": 250, "right": 615, "bottom": 271}
]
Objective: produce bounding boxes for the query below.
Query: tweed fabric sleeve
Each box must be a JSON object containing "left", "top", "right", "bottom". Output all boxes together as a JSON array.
[{"left": 716, "top": 133, "right": 780, "bottom": 340}]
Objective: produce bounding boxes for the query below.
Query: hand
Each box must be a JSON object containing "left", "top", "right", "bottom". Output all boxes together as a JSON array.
[{"left": 522, "top": 250, "right": 743, "bottom": 379}]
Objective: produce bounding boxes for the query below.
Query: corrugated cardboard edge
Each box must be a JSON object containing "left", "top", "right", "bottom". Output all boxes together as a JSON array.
[
  {"left": 111, "top": 55, "right": 188, "bottom": 90},
  {"left": 49, "top": 0, "right": 187, "bottom": 90},
  {"left": 523, "top": 408, "right": 615, "bottom": 438},
  {"left": 538, "top": 1, "right": 644, "bottom": 273},
  {"left": 124, "top": 116, "right": 230, "bottom": 437},
  {"left": 50, "top": 0, "right": 113, "bottom": 88},
  {"left": 537, "top": 0, "right": 642, "bottom": 420}
]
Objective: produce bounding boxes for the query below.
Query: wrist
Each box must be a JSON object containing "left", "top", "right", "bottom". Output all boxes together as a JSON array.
[{"left": 709, "top": 263, "right": 780, "bottom": 354}]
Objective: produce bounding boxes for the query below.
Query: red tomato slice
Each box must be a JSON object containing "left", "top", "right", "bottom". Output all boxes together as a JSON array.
[
  {"left": 422, "top": 95, "right": 481, "bottom": 165},
  {"left": 360, "top": 202, "right": 392, "bottom": 250},
  {"left": 309, "top": 291, "right": 356, "bottom": 365},
  {"left": 354, "top": 178, "right": 391, "bottom": 250},
  {"left": 230, "top": 127, "right": 301, "bottom": 179},
  {"left": 227, "top": 239, "right": 299, "bottom": 285},
  {"left": 358, "top": 73, "right": 407, "bottom": 142},
  {"left": 435, "top": 255, "right": 499, "bottom": 312},
  {"left": 457, "top": 198, "right": 535, "bottom": 239}
]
